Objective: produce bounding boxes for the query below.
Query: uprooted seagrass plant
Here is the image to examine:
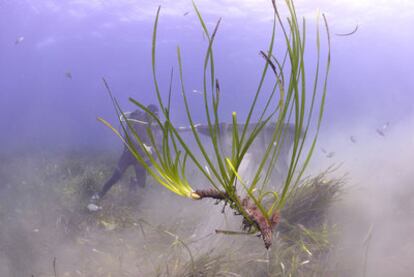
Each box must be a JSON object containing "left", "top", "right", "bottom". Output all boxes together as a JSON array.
[{"left": 100, "top": 0, "right": 331, "bottom": 249}]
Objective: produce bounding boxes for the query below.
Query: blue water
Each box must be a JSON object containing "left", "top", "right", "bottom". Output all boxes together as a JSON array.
[
  {"left": 1, "top": 1, "right": 414, "bottom": 275},
  {"left": 1, "top": 0, "right": 413, "bottom": 154}
]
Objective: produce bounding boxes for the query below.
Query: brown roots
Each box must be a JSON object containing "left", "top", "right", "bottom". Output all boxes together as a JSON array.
[{"left": 193, "top": 189, "right": 280, "bottom": 249}]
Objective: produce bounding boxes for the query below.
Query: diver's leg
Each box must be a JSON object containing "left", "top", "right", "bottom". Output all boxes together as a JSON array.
[
  {"left": 131, "top": 164, "right": 147, "bottom": 190},
  {"left": 275, "top": 124, "right": 296, "bottom": 183},
  {"left": 97, "top": 149, "right": 132, "bottom": 199}
]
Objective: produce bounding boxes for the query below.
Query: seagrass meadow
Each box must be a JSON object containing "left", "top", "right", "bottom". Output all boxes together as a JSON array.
[
  {"left": 1, "top": 0, "right": 414, "bottom": 276},
  {"left": 0, "top": 150, "right": 344, "bottom": 276}
]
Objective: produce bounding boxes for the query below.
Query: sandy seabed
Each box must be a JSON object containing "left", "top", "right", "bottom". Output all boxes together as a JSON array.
[{"left": 0, "top": 138, "right": 413, "bottom": 277}]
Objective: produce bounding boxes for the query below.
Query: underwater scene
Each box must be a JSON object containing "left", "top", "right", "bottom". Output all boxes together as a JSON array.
[{"left": 1, "top": 0, "right": 414, "bottom": 276}]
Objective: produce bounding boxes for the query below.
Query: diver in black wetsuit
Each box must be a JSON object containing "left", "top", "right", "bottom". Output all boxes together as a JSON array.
[
  {"left": 192, "top": 122, "right": 299, "bottom": 184},
  {"left": 88, "top": 112, "right": 297, "bottom": 209},
  {"left": 90, "top": 104, "right": 160, "bottom": 205}
]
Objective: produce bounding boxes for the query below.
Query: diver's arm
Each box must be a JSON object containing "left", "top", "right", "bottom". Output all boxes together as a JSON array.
[
  {"left": 122, "top": 116, "right": 198, "bottom": 133},
  {"left": 177, "top": 123, "right": 201, "bottom": 132},
  {"left": 124, "top": 119, "right": 220, "bottom": 138},
  {"left": 177, "top": 123, "right": 217, "bottom": 137}
]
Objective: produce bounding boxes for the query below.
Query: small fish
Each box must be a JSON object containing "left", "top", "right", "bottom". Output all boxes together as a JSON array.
[
  {"left": 321, "top": 148, "right": 327, "bottom": 154},
  {"left": 15, "top": 36, "right": 24, "bottom": 45},
  {"left": 326, "top": 152, "right": 335, "bottom": 158},
  {"left": 65, "top": 71, "right": 72, "bottom": 79},
  {"left": 376, "top": 128, "right": 385, "bottom": 137},
  {"left": 183, "top": 11, "right": 190, "bottom": 16},
  {"left": 192, "top": 89, "right": 203, "bottom": 94},
  {"left": 350, "top": 136, "right": 357, "bottom": 143},
  {"left": 376, "top": 121, "right": 389, "bottom": 137}
]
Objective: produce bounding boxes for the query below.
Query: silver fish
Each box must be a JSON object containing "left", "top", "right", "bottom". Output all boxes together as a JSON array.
[{"left": 15, "top": 36, "right": 24, "bottom": 45}]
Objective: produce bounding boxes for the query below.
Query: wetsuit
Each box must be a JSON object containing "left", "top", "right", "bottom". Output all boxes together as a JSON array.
[
  {"left": 97, "top": 110, "right": 160, "bottom": 199},
  {"left": 195, "top": 122, "right": 298, "bottom": 184}
]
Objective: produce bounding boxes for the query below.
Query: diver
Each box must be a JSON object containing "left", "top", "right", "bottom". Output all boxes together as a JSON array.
[
  {"left": 191, "top": 122, "right": 299, "bottom": 185},
  {"left": 89, "top": 104, "right": 160, "bottom": 209}
]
